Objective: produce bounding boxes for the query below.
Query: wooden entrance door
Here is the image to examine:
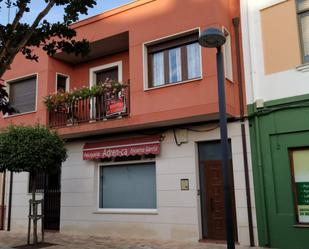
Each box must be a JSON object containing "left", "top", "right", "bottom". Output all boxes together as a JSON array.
[
  {"left": 204, "top": 160, "right": 226, "bottom": 240},
  {"left": 200, "top": 160, "right": 237, "bottom": 241}
]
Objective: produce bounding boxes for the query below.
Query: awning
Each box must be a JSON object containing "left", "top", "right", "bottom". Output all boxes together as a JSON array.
[{"left": 83, "top": 135, "right": 161, "bottom": 160}]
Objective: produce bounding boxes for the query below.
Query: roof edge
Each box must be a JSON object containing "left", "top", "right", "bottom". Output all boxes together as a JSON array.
[{"left": 71, "top": 0, "right": 157, "bottom": 29}]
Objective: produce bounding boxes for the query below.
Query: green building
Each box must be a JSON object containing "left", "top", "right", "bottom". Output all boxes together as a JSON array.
[{"left": 242, "top": 0, "right": 309, "bottom": 248}]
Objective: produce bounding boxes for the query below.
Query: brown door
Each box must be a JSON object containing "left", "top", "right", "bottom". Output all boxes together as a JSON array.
[
  {"left": 200, "top": 160, "right": 237, "bottom": 241},
  {"left": 204, "top": 160, "right": 226, "bottom": 240},
  {"left": 96, "top": 67, "right": 118, "bottom": 84}
]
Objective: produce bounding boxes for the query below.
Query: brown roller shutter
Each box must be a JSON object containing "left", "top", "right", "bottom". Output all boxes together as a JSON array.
[{"left": 9, "top": 76, "right": 36, "bottom": 114}]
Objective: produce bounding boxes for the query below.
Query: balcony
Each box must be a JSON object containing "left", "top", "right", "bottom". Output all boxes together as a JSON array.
[{"left": 46, "top": 82, "right": 130, "bottom": 128}]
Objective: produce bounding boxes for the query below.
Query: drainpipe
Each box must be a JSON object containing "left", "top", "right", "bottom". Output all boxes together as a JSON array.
[
  {"left": 232, "top": 17, "right": 255, "bottom": 247},
  {"left": 7, "top": 171, "right": 13, "bottom": 231},
  {"left": 0, "top": 170, "right": 6, "bottom": 230},
  {"left": 254, "top": 115, "right": 270, "bottom": 245}
]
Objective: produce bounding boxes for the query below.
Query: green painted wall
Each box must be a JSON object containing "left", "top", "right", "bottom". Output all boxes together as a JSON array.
[{"left": 248, "top": 94, "right": 309, "bottom": 249}]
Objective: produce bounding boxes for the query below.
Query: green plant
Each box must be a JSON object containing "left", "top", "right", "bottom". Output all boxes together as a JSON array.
[
  {"left": 0, "top": 125, "right": 67, "bottom": 245},
  {"left": 0, "top": 1, "right": 98, "bottom": 115},
  {"left": 44, "top": 80, "right": 127, "bottom": 111},
  {"left": 0, "top": 125, "right": 67, "bottom": 173}
]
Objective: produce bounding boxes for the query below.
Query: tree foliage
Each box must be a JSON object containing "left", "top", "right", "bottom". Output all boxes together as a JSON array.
[
  {"left": 0, "top": 0, "right": 98, "bottom": 114},
  {"left": 0, "top": 125, "right": 67, "bottom": 245},
  {"left": 0, "top": 82, "right": 14, "bottom": 114},
  {"left": 0, "top": 125, "right": 67, "bottom": 173}
]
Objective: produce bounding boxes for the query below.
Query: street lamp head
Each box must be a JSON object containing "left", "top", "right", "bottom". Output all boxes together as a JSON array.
[{"left": 199, "top": 27, "right": 226, "bottom": 48}]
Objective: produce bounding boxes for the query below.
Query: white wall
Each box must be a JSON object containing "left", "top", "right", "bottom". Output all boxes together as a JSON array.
[
  {"left": 6, "top": 171, "right": 43, "bottom": 232},
  {"left": 6, "top": 122, "right": 257, "bottom": 245},
  {"left": 241, "top": 0, "right": 309, "bottom": 104},
  {"left": 59, "top": 122, "right": 257, "bottom": 245}
]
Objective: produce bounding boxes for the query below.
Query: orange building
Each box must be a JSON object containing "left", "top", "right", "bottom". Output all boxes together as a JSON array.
[{"left": 0, "top": 0, "right": 257, "bottom": 246}]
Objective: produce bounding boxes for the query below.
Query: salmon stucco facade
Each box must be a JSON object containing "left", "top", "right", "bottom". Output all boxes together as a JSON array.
[{"left": 0, "top": 0, "right": 258, "bottom": 246}]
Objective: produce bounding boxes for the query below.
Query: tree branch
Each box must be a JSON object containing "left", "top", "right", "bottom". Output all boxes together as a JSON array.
[
  {"left": 0, "top": 29, "right": 9, "bottom": 53},
  {"left": 1, "top": 1, "right": 30, "bottom": 64},
  {"left": 0, "top": 1, "right": 55, "bottom": 79},
  {"left": 11, "top": 1, "right": 28, "bottom": 31},
  {"left": 16, "top": 0, "right": 55, "bottom": 52}
]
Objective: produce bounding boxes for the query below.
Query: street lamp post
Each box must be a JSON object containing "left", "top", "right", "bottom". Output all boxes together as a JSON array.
[{"left": 199, "top": 28, "right": 235, "bottom": 249}]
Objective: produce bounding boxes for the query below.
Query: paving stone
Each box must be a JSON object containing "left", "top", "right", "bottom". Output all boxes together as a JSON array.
[{"left": 0, "top": 232, "right": 263, "bottom": 249}]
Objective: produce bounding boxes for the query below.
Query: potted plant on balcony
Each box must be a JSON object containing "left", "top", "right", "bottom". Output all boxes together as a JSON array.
[{"left": 44, "top": 80, "right": 128, "bottom": 126}]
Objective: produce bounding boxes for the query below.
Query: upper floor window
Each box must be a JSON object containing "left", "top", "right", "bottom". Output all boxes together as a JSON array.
[
  {"left": 8, "top": 75, "right": 36, "bottom": 115},
  {"left": 56, "top": 74, "right": 69, "bottom": 92},
  {"left": 297, "top": 0, "right": 309, "bottom": 63},
  {"left": 147, "top": 30, "right": 202, "bottom": 88},
  {"left": 96, "top": 66, "right": 119, "bottom": 84},
  {"left": 223, "top": 28, "right": 233, "bottom": 81},
  {"left": 90, "top": 61, "right": 122, "bottom": 87}
]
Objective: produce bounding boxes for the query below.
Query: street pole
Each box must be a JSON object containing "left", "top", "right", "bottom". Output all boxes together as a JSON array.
[{"left": 216, "top": 46, "right": 235, "bottom": 249}]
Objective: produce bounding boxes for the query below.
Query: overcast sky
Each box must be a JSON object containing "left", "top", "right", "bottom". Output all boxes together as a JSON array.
[{"left": 0, "top": 0, "right": 133, "bottom": 25}]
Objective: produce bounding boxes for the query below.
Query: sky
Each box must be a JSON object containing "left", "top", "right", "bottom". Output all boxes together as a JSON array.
[{"left": 0, "top": 0, "right": 133, "bottom": 25}]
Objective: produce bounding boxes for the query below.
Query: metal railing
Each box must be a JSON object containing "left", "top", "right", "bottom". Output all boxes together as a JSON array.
[{"left": 48, "top": 85, "right": 130, "bottom": 128}]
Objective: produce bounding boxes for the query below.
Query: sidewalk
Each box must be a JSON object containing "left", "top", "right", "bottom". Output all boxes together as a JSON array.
[{"left": 0, "top": 231, "right": 264, "bottom": 249}]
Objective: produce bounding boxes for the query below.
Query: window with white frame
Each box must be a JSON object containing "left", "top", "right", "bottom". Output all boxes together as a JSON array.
[
  {"left": 297, "top": 0, "right": 309, "bottom": 63},
  {"left": 56, "top": 74, "right": 69, "bottom": 92},
  {"left": 289, "top": 148, "right": 309, "bottom": 224},
  {"left": 147, "top": 30, "right": 202, "bottom": 88},
  {"left": 99, "top": 162, "right": 156, "bottom": 209},
  {"left": 8, "top": 75, "right": 36, "bottom": 114},
  {"left": 223, "top": 28, "right": 233, "bottom": 81},
  {"left": 90, "top": 61, "right": 122, "bottom": 87}
]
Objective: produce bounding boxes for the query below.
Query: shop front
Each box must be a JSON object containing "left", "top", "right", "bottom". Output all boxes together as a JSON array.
[
  {"left": 57, "top": 123, "right": 256, "bottom": 245},
  {"left": 248, "top": 95, "right": 309, "bottom": 249}
]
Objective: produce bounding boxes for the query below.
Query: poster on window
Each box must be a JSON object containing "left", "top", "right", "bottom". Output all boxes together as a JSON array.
[
  {"left": 291, "top": 149, "right": 309, "bottom": 223},
  {"left": 106, "top": 95, "right": 126, "bottom": 117}
]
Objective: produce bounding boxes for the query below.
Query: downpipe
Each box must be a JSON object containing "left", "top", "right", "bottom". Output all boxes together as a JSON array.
[{"left": 232, "top": 17, "right": 255, "bottom": 247}]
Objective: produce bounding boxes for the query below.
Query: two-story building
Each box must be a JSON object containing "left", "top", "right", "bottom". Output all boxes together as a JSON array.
[
  {"left": 241, "top": 0, "right": 309, "bottom": 248},
  {"left": 0, "top": 0, "right": 257, "bottom": 246}
]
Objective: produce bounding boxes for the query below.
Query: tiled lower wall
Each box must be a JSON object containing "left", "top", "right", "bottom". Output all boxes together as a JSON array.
[
  {"left": 7, "top": 122, "right": 258, "bottom": 246},
  {"left": 0, "top": 173, "right": 3, "bottom": 203}
]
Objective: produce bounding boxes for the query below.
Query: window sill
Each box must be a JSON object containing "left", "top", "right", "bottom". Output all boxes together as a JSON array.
[
  {"left": 294, "top": 224, "right": 309, "bottom": 228},
  {"left": 145, "top": 77, "right": 202, "bottom": 91},
  {"left": 94, "top": 209, "right": 158, "bottom": 215},
  {"left": 296, "top": 63, "right": 309, "bottom": 72},
  {"left": 226, "top": 78, "right": 234, "bottom": 84},
  {"left": 27, "top": 193, "right": 43, "bottom": 196},
  {"left": 4, "top": 110, "right": 37, "bottom": 119}
]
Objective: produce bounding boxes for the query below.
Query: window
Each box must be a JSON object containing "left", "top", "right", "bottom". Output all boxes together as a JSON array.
[
  {"left": 297, "top": 0, "right": 309, "bottom": 63},
  {"left": 56, "top": 74, "right": 69, "bottom": 92},
  {"left": 289, "top": 148, "right": 309, "bottom": 224},
  {"left": 147, "top": 31, "right": 202, "bottom": 88},
  {"left": 90, "top": 61, "right": 122, "bottom": 87},
  {"left": 29, "top": 169, "right": 61, "bottom": 193},
  {"left": 96, "top": 67, "right": 118, "bottom": 84},
  {"left": 9, "top": 76, "right": 36, "bottom": 114},
  {"left": 223, "top": 28, "right": 233, "bottom": 81},
  {"left": 99, "top": 162, "right": 156, "bottom": 209},
  {"left": 29, "top": 171, "right": 46, "bottom": 193}
]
